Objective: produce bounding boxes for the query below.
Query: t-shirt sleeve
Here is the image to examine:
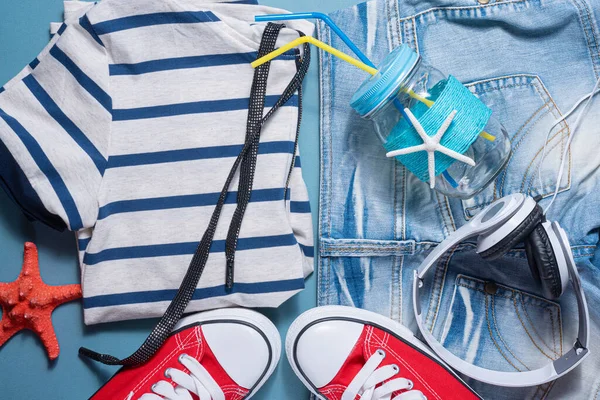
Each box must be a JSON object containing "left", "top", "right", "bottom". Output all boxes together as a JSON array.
[
  {"left": 287, "top": 150, "right": 315, "bottom": 278},
  {"left": 0, "top": 15, "right": 111, "bottom": 232}
]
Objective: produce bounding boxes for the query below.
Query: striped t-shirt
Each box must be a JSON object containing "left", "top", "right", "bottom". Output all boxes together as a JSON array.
[{"left": 0, "top": 0, "right": 314, "bottom": 325}]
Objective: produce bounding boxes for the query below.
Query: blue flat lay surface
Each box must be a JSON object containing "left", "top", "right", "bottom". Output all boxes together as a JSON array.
[{"left": 0, "top": 0, "right": 360, "bottom": 398}]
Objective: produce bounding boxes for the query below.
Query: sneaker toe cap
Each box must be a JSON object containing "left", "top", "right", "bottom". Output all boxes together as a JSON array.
[
  {"left": 202, "top": 322, "right": 273, "bottom": 389},
  {"left": 294, "top": 320, "right": 364, "bottom": 388}
]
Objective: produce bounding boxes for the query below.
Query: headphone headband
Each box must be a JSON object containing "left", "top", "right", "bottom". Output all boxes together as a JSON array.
[{"left": 413, "top": 194, "right": 590, "bottom": 387}]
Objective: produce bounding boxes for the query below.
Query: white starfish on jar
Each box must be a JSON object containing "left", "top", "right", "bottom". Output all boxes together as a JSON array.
[{"left": 386, "top": 108, "right": 475, "bottom": 189}]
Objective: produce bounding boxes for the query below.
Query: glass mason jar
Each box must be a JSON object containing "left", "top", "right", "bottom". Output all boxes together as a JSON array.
[{"left": 350, "top": 45, "right": 510, "bottom": 199}]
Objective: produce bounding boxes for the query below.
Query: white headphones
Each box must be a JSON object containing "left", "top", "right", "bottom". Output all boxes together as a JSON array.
[{"left": 413, "top": 193, "right": 589, "bottom": 387}]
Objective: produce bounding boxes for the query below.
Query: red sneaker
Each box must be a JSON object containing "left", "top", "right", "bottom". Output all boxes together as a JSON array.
[
  {"left": 90, "top": 308, "right": 280, "bottom": 400},
  {"left": 286, "top": 306, "right": 481, "bottom": 400}
]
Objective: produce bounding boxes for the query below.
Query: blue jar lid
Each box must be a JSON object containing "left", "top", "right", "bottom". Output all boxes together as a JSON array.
[{"left": 350, "top": 45, "right": 420, "bottom": 117}]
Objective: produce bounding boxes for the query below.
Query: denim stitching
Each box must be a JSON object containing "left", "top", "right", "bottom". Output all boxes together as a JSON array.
[
  {"left": 385, "top": 0, "right": 393, "bottom": 48},
  {"left": 386, "top": 0, "right": 401, "bottom": 48},
  {"left": 321, "top": 245, "right": 413, "bottom": 251},
  {"left": 425, "top": 250, "right": 451, "bottom": 328},
  {"left": 527, "top": 79, "right": 572, "bottom": 196},
  {"left": 392, "top": 142, "right": 400, "bottom": 320},
  {"left": 530, "top": 78, "right": 566, "bottom": 125},
  {"left": 403, "top": 20, "right": 411, "bottom": 51},
  {"left": 513, "top": 295, "right": 556, "bottom": 361},
  {"left": 467, "top": 73, "right": 575, "bottom": 213},
  {"left": 324, "top": 258, "right": 331, "bottom": 305},
  {"left": 398, "top": 0, "right": 529, "bottom": 22},
  {"left": 393, "top": 154, "right": 398, "bottom": 242},
  {"left": 412, "top": 18, "right": 420, "bottom": 55},
  {"left": 320, "top": 238, "right": 416, "bottom": 248},
  {"left": 463, "top": 76, "right": 549, "bottom": 202},
  {"left": 519, "top": 294, "right": 560, "bottom": 358},
  {"left": 391, "top": 255, "right": 398, "bottom": 320},
  {"left": 583, "top": 0, "right": 600, "bottom": 72},
  {"left": 394, "top": 0, "right": 401, "bottom": 46},
  {"left": 579, "top": 0, "right": 600, "bottom": 77},
  {"left": 538, "top": 381, "right": 555, "bottom": 400},
  {"left": 456, "top": 282, "right": 514, "bottom": 299},
  {"left": 444, "top": 194, "right": 456, "bottom": 232},
  {"left": 399, "top": 255, "right": 405, "bottom": 323},
  {"left": 521, "top": 126, "right": 569, "bottom": 195},
  {"left": 529, "top": 79, "right": 572, "bottom": 189},
  {"left": 532, "top": 382, "right": 552, "bottom": 400},
  {"left": 438, "top": 278, "right": 459, "bottom": 345},
  {"left": 547, "top": 306, "right": 559, "bottom": 358},
  {"left": 522, "top": 125, "right": 569, "bottom": 196},
  {"left": 502, "top": 104, "right": 551, "bottom": 197},
  {"left": 402, "top": 167, "right": 407, "bottom": 239},
  {"left": 441, "top": 193, "right": 455, "bottom": 232},
  {"left": 499, "top": 103, "right": 552, "bottom": 196},
  {"left": 545, "top": 307, "right": 559, "bottom": 357},
  {"left": 485, "top": 294, "right": 523, "bottom": 371},
  {"left": 492, "top": 294, "right": 531, "bottom": 371},
  {"left": 452, "top": 243, "right": 594, "bottom": 259},
  {"left": 426, "top": 246, "right": 457, "bottom": 331},
  {"left": 323, "top": 241, "right": 594, "bottom": 257},
  {"left": 412, "top": 19, "right": 418, "bottom": 50},
  {"left": 471, "top": 81, "right": 537, "bottom": 95},
  {"left": 594, "top": 383, "right": 600, "bottom": 400},
  {"left": 532, "top": 385, "right": 542, "bottom": 400},
  {"left": 434, "top": 192, "right": 448, "bottom": 237},
  {"left": 323, "top": 24, "right": 334, "bottom": 307},
  {"left": 570, "top": 0, "right": 600, "bottom": 78},
  {"left": 316, "top": 22, "right": 325, "bottom": 307},
  {"left": 456, "top": 276, "right": 563, "bottom": 307},
  {"left": 327, "top": 26, "right": 333, "bottom": 239},
  {"left": 328, "top": 257, "right": 334, "bottom": 306},
  {"left": 321, "top": 245, "right": 414, "bottom": 250}
]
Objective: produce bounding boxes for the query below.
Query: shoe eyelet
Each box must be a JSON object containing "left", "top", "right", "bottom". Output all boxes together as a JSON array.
[
  {"left": 376, "top": 349, "right": 386, "bottom": 358},
  {"left": 178, "top": 353, "right": 189, "bottom": 363},
  {"left": 391, "top": 364, "right": 399, "bottom": 373},
  {"left": 151, "top": 383, "right": 158, "bottom": 392},
  {"left": 164, "top": 368, "right": 172, "bottom": 379},
  {"left": 407, "top": 380, "right": 414, "bottom": 389}
]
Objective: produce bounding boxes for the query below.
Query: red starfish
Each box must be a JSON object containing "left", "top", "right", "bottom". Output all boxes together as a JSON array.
[{"left": 0, "top": 242, "right": 82, "bottom": 360}]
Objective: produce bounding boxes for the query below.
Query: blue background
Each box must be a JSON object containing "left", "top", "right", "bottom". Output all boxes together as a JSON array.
[{"left": 0, "top": 0, "right": 362, "bottom": 398}]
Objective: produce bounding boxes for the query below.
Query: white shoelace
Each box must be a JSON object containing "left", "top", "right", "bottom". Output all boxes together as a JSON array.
[
  {"left": 342, "top": 349, "right": 427, "bottom": 400},
  {"left": 130, "top": 354, "right": 226, "bottom": 400}
]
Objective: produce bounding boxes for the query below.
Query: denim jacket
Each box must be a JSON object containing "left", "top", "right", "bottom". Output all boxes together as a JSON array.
[{"left": 317, "top": 0, "right": 600, "bottom": 398}]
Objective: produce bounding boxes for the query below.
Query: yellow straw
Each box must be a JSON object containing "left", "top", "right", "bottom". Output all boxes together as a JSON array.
[
  {"left": 251, "top": 36, "right": 378, "bottom": 75},
  {"left": 478, "top": 130, "right": 496, "bottom": 142},
  {"left": 403, "top": 89, "right": 435, "bottom": 107},
  {"left": 252, "top": 36, "right": 495, "bottom": 141}
]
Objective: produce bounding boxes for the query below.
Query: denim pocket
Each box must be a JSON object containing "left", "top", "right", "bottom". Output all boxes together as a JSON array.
[
  {"left": 461, "top": 75, "right": 571, "bottom": 219},
  {"left": 439, "top": 274, "right": 563, "bottom": 372}
]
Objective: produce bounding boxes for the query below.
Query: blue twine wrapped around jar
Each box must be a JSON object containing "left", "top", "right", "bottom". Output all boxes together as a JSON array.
[{"left": 384, "top": 75, "right": 492, "bottom": 183}]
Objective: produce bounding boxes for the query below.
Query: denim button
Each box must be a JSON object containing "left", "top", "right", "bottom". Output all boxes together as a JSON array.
[{"left": 484, "top": 281, "right": 498, "bottom": 295}]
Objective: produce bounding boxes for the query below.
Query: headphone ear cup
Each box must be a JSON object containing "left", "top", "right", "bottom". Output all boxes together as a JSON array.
[
  {"left": 479, "top": 203, "right": 543, "bottom": 260},
  {"left": 525, "top": 237, "right": 542, "bottom": 283},
  {"left": 525, "top": 224, "right": 564, "bottom": 300}
]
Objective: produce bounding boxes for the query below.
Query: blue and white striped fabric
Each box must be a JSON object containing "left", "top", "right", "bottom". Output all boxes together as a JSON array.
[{"left": 0, "top": 0, "right": 314, "bottom": 325}]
